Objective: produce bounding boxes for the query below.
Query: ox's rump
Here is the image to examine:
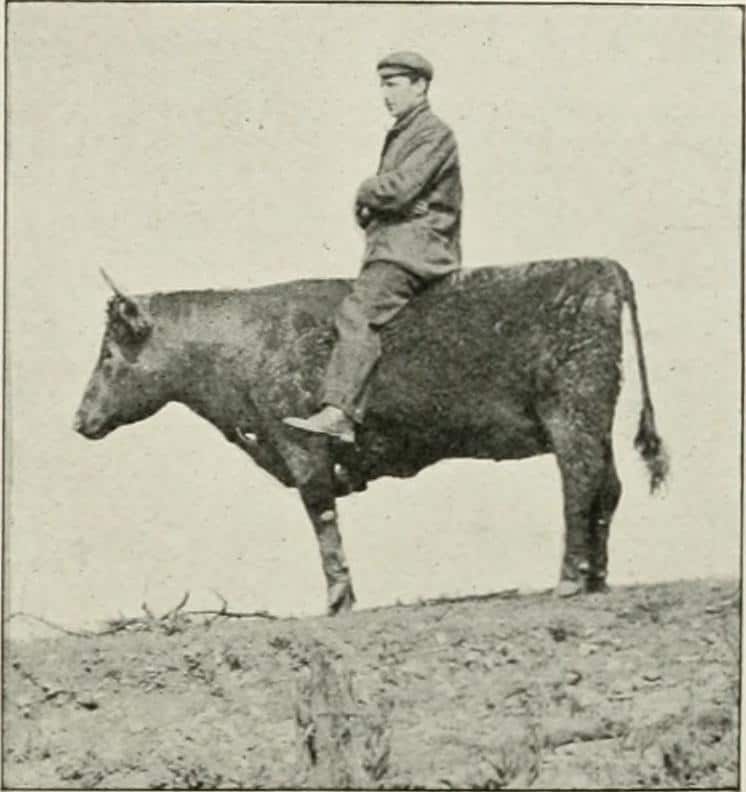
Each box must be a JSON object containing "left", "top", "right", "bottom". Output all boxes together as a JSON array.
[{"left": 369, "top": 258, "right": 624, "bottom": 414}]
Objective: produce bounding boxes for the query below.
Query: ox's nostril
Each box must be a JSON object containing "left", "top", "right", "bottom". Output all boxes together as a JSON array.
[{"left": 73, "top": 413, "right": 84, "bottom": 433}]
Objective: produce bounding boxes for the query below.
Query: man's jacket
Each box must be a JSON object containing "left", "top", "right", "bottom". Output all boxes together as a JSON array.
[{"left": 355, "top": 101, "right": 462, "bottom": 281}]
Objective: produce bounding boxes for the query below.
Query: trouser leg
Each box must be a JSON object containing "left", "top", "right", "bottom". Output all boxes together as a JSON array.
[{"left": 320, "top": 261, "right": 424, "bottom": 423}]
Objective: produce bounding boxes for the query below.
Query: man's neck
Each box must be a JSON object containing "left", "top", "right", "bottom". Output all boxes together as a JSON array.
[{"left": 393, "top": 98, "right": 429, "bottom": 127}]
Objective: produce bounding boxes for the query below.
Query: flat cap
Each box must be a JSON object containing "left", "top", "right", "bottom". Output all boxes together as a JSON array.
[{"left": 377, "top": 51, "right": 434, "bottom": 82}]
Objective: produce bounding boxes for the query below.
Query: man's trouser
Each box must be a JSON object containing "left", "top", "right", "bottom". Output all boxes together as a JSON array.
[{"left": 320, "top": 260, "right": 425, "bottom": 423}]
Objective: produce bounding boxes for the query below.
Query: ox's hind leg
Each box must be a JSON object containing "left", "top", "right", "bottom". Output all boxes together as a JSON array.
[
  {"left": 587, "top": 438, "right": 622, "bottom": 592},
  {"left": 543, "top": 414, "right": 607, "bottom": 597},
  {"left": 300, "top": 481, "right": 356, "bottom": 616}
]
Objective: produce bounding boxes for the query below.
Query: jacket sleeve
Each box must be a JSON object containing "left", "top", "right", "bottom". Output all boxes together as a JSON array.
[{"left": 356, "top": 124, "right": 456, "bottom": 213}]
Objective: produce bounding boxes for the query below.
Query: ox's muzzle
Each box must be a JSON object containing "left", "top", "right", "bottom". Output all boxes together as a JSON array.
[{"left": 73, "top": 405, "right": 110, "bottom": 440}]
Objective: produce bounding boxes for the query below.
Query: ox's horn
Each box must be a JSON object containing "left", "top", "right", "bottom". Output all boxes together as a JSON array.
[{"left": 99, "top": 267, "right": 127, "bottom": 298}]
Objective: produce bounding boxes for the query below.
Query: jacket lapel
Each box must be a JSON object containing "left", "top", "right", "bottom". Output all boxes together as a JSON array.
[{"left": 377, "top": 101, "right": 430, "bottom": 173}]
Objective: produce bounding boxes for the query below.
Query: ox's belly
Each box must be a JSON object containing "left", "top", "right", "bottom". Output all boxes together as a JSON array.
[{"left": 345, "top": 399, "right": 550, "bottom": 484}]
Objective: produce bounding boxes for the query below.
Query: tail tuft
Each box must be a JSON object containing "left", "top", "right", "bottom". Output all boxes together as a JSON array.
[{"left": 634, "top": 402, "right": 668, "bottom": 493}]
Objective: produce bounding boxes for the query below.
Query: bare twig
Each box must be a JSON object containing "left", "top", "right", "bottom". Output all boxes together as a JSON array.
[
  {"left": 162, "top": 591, "right": 190, "bottom": 620},
  {"left": 210, "top": 588, "right": 229, "bottom": 615},
  {"left": 419, "top": 588, "right": 521, "bottom": 607},
  {"left": 184, "top": 608, "right": 278, "bottom": 620},
  {"left": 6, "top": 591, "right": 278, "bottom": 641},
  {"left": 102, "top": 616, "right": 144, "bottom": 634},
  {"left": 5, "top": 612, "right": 103, "bottom": 638}
]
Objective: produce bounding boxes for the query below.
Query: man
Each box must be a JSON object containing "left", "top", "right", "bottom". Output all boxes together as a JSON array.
[{"left": 284, "top": 51, "right": 463, "bottom": 443}]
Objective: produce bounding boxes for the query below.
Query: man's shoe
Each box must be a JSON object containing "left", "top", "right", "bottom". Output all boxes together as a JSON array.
[{"left": 283, "top": 405, "right": 355, "bottom": 443}]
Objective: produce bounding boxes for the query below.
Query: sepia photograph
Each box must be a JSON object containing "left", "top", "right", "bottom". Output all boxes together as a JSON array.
[{"left": 3, "top": 1, "right": 742, "bottom": 788}]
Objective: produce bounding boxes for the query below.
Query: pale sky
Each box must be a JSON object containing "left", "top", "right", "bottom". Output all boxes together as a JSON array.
[{"left": 6, "top": 4, "right": 741, "bottom": 638}]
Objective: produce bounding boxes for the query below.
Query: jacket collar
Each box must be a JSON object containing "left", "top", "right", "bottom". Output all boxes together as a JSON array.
[{"left": 390, "top": 99, "right": 430, "bottom": 133}]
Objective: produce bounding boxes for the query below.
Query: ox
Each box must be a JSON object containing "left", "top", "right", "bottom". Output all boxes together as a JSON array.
[{"left": 74, "top": 258, "right": 667, "bottom": 614}]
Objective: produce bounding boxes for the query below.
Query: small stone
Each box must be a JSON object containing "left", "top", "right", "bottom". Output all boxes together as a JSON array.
[
  {"left": 548, "top": 626, "right": 567, "bottom": 642},
  {"left": 465, "top": 650, "right": 483, "bottom": 668},
  {"left": 565, "top": 670, "right": 583, "bottom": 686}
]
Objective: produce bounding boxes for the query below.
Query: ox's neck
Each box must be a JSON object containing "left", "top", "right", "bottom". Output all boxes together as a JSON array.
[
  {"left": 143, "top": 289, "right": 268, "bottom": 435},
  {"left": 144, "top": 289, "right": 261, "bottom": 343}
]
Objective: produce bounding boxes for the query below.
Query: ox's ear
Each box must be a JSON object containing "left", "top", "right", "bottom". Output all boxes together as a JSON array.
[
  {"left": 100, "top": 268, "right": 152, "bottom": 345},
  {"left": 108, "top": 296, "right": 152, "bottom": 345}
]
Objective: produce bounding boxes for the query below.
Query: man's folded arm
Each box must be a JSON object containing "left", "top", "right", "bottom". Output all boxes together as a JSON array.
[{"left": 356, "top": 126, "right": 456, "bottom": 214}]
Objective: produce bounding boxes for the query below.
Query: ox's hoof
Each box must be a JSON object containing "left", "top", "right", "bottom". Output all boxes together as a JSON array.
[
  {"left": 555, "top": 579, "right": 584, "bottom": 598},
  {"left": 327, "top": 581, "right": 356, "bottom": 616},
  {"left": 587, "top": 577, "right": 610, "bottom": 594}
]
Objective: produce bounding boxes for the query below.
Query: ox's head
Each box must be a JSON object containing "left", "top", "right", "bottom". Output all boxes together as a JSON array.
[{"left": 74, "top": 271, "right": 169, "bottom": 439}]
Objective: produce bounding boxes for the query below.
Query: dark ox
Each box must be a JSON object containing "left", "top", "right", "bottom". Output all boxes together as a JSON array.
[{"left": 74, "top": 258, "right": 667, "bottom": 614}]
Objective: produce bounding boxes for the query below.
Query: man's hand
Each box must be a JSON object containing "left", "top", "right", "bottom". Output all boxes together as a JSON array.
[
  {"left": 355, "top": 203, "right": 373, "bottom": 228},
  {"left": 355, "top": 199, "right": 427, "bottom": 228}
]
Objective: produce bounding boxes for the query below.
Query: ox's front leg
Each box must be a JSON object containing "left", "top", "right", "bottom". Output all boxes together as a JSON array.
[
  {"left": 262, "top": 421, "right": 356, "bottom": 615},
  {"left": 300, "top": 483, "right": 356, "bottom": 615}
]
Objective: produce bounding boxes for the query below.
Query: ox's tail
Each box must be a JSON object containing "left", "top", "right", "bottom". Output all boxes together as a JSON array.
[{"left": 618, "top": 265, "right": 669, "bottom": 493}]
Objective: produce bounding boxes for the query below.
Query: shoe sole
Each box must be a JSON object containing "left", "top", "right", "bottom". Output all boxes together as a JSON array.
[{"left": 283, "top": 418, "right": 355, "bottom": 444}]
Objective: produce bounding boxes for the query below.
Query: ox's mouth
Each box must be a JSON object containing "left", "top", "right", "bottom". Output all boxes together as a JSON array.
[{"left": 73, "top": 413, "right": 112, "bottom": 440}]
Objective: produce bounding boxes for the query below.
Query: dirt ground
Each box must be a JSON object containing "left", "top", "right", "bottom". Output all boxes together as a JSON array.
[{"left": 3, "top": 577, "right": 740, "bottom": 789}]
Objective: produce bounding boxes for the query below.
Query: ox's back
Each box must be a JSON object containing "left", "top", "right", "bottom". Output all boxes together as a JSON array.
[{"left": 143, "top": 257, "right": 624, "bottom": 353}]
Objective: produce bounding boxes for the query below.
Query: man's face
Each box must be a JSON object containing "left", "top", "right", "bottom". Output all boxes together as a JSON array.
[{"left": 380, "top": 74, "right": 427, "bottom": 118}]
